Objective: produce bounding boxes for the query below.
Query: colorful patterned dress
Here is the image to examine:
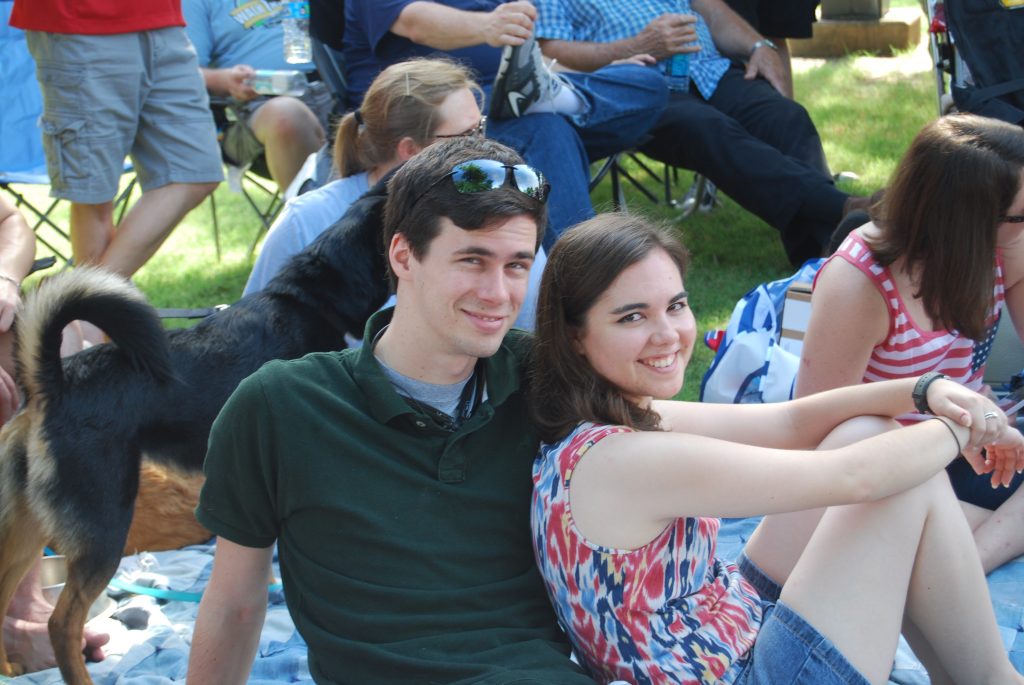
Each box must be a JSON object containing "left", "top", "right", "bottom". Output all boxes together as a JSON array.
[{"left": 531, "top": 423, "right": 763, "bottom": 684}]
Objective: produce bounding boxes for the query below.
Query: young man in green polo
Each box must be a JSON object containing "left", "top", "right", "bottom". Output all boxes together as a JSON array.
[{"left": 187, "top": 137, "right": 593, "bottom": 684}]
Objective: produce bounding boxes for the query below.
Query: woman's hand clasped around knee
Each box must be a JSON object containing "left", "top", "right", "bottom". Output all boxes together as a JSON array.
[
  {"left": 928, "top": 377, "right": 1006, "bottom": 446},
  {"left": 926, "top": 378, "right": 1024, "bottom": 486},
  {"left": 966, "top": 425, "right": 1024, "bottom": 489}
]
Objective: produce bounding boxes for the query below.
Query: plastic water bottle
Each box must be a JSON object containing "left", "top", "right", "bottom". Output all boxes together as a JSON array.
[
  {"left": 281, "top": 1, "right": 312, "bottom": 64},
  {"left": 247, "top": 69, "right": 308, "bottom": 97},
  {"left": 666, "top": 53, "right": 690, "bottom": 92}
]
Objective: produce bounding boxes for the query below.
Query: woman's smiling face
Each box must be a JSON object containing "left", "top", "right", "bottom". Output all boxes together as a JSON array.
[{"left": 573, "top": 248, "right": 696, "bottom": 407}]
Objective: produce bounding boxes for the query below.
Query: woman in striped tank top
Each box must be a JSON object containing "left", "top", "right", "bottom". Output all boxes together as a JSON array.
[
  {"left": 798, "top": 114, "right": 1024, "bottom": 578},
  {"left": 529, "top": 213, "right": 1024, "bottom": 685}
]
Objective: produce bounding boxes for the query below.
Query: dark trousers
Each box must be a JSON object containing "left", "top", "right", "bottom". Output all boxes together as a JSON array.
[{"left": 638, "top": 66, "right": 847, "bottom": 266}]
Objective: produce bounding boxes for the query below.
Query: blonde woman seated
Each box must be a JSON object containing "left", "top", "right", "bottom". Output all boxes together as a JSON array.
[
  {"left": 529, "top": 213, "right": 1024, "bottom": 685},
  {"left": 244, "top": 57, "right": 486, "bottom": 296},
  {"left": 797, "top": 113, "right": 1024, "bottom": 575}
]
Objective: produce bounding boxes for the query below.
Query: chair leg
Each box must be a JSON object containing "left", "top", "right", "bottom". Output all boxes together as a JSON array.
[
  {"left": 610, "top": 160, "right": 625, "bottom": 211},
  {"left": 239, "top": 173, "right": 283, "bottom": 257},
  {"left": 678, "top": 174, "right": 704, "bottom": 219},
  {"left": 113, "top": 176, "right": 137, "bottom": 225},
  {"left": 208, "top": 191, "right": 221, "bottom": 261},
  {"left": 588, "top": 152, "right": 716, "bottom": 220},
  {"left": 663, "top": 164, "right": 678, "bottom": 207},
  {"left": 618, "top": 154, "right": 663, "bottom": 206}
]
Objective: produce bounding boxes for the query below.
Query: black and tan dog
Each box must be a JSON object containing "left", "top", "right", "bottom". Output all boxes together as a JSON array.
[{"left": 0, "top": 180, "right": 391, "bottom": 684}]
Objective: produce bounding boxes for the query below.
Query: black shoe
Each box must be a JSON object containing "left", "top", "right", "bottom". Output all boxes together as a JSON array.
[
  {"left": 826, "top": 209, "right": 870, "bottom": 255},
  {"left": 489, "top": 34, "right": 563, "bottom": 120}
]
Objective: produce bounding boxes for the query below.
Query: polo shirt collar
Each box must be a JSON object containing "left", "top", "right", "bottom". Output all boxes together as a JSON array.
[{"left": 354, "top": 308, "right": 522, "bottom": 428}]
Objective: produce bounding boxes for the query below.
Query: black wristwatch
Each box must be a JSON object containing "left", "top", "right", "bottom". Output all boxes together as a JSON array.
[
  {"left": 749, "top": 38, "right": 779, "bottom": 58},
  {"left": 912, "top": 371, "right": 948, "bottom": 414}
]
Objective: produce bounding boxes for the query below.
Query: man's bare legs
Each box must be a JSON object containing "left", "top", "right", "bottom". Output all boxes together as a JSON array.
[
  {"left": 69, "top": 181, "right": 217, "bottom": 344},
  {"left": 248, "top": 97, "right": 325, "bottom": 191},
  {"left": 70, "top": 180, "right": 218, "bottom": 278},
  {"left": 70, "top": 181, "right": 219, "bottom": 277}
]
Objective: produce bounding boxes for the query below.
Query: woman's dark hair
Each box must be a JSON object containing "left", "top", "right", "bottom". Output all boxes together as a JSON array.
[
  {"left": 868, "top": 113, "right": 1024, "bottom": 339},
  {"left": 530, "top": 212, "right": 690, "bottom": 443}
]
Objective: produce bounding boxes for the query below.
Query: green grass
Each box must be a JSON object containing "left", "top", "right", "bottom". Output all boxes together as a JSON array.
[
  {"left": 22, "top": 178, "right": 269, "bottom": 315},
  {"left": 12, "top": 33, "right": 936, "bottom": 400},
  {"left": 589, "top": 38, "right": 936, "bottom": 400}
]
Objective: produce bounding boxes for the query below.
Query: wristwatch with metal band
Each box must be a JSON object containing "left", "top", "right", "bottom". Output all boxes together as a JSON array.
[{"left": 749, "top": 38, "right": 779, "bottom": 58}]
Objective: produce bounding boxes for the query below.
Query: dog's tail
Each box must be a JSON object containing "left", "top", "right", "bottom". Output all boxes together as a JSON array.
[{"left": 17, "top": 267, "right": 174, "bottom": 398}]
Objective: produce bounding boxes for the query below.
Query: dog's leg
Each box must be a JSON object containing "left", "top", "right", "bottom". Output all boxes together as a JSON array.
[
  {"left": 48, "top": 553, "right": 119, "bottom": 685},
  {"left": 0, "top": 503, "right": 47, "bottom": 677}
]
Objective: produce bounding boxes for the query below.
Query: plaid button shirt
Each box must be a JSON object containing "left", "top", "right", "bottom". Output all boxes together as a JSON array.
[{"left": 534, "top": 0, "right": 731, "bottom": 99}]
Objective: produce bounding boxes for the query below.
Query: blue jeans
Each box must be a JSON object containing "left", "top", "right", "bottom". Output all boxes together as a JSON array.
[
  {"left": 562, "top": 63, "right": 667, "bottom": 163},
  {"left": 488, "top": 113, "right": 591, "bottom": 252},
  {"left": 487, "top": 64, "right": 667, "bottom": 250}
]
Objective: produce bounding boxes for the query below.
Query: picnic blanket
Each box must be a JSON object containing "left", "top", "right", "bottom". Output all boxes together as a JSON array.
[
  {"left": 10, "top": 520, "right": 1024, "bottom": 684},
  {"left": 10, "top": 543, "right": 312, "bottom": 685}
]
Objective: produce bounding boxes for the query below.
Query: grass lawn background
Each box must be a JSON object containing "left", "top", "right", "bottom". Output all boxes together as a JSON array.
[{"left": 15, "top": 1, "right": 936, "bottom": 401}]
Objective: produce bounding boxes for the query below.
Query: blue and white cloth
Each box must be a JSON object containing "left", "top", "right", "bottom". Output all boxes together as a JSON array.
[
  {"left": 534, "top": 0, "right": 732, "bottom": 99},
  {"left": 12, "top": 543, "right": 312, "bottom": 685},
  {"left": 700, "top": 259, "right": 824, "bottom": 404},
  {"left": 9, "top": 530, "right": 1023, "bottom": 683}
]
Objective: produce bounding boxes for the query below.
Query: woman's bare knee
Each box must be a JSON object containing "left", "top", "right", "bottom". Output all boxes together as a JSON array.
[{"left": 818, "top": 415, "right": 899, "bottom": 450}]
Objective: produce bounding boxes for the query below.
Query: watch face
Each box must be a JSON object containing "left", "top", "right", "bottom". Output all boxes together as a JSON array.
[{"left": 751, "top": 39, "right": 778, "bottom": 57}]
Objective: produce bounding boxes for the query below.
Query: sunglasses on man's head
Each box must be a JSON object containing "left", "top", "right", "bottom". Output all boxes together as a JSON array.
[
  {"left": 434, "top": 116, "right": 487, "bottom": 139},
  {"left": 412, "top": 158, "right": 550, "bottom": 208}
]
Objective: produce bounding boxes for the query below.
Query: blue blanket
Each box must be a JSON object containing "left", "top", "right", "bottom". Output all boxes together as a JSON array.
[{"left": 10, "top": 522, "right": 1022, "bottom": 684}]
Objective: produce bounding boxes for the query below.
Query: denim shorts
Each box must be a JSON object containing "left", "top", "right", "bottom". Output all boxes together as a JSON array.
[{"left": 735, "top": 554, "right": 871, "bottom": 685}]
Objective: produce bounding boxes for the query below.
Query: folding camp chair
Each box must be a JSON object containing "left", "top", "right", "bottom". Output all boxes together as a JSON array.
[
  {"left": 927, "top": 0, "right": 1024, "bottom": 124},
  {"left": 273, "top": 36, "right": 349, "bottom": 202},
  {"left": 0, "top": 0, "right": 137, "bottom": 266},
  {"left": 589, "top": 151, "right": 716, "bottom": 218},
  {"left": 206, "top": 99, "right": 287, "bottom": 259},
  {"left": 207, "top": 46, "right": 348, "bottom": 257}
]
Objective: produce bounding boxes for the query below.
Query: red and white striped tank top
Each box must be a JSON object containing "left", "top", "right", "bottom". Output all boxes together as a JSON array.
[{"left": 820, "top": 232, "right": 1004, "bottom": 407}]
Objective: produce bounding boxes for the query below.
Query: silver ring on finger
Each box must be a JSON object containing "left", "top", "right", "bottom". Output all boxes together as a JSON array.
[{"left": 984, "top": 411, "right": 999, "bottom": 420}]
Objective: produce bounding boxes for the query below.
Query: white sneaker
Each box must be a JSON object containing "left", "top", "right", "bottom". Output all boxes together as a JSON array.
[{"left": 489, "top": 34, "right": 565, "bottom": 119}]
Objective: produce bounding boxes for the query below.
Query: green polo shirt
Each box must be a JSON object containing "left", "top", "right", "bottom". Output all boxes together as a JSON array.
[{"left": 198, "top": 309, "right": 591, "bottom": 684}]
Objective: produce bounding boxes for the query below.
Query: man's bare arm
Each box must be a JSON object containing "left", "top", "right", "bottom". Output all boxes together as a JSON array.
[
  {"left": 392, "top": 0, "right": 536, "bottom": 50},
  {"left": 693, "top": 0, "right": 786, "bottom": 92},
  {"left": 540, "top": 13, "right": 700, "bottom": 72},
  {"left": 187, "top": 540, "right": 274, "bottom": 685}
]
